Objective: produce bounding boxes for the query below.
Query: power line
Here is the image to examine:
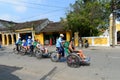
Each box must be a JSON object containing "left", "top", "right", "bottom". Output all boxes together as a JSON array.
[
  {"left": 0, "top": 0, "right": 67, "bottom": 9},
  {"left": 0, "top": 0, "right": 45, "bottom": 10},
  {"left": 16, "top": 0, "right": 67, "bottom": 9},
  {"left": 0, "top": 0, "right": 71, "bottom": 22},
  {"left": 17, "top": 9, "right": 65, "bottom": 22}
]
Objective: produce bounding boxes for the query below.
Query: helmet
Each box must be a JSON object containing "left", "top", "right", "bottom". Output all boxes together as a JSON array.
[
  {"left": 22, "top": 39, "right": 25, "bottom": 42},
  {"left": 28, "top": 36, "right": 31, "bottom": 38},
  {"left": 60, "top": 34, "right": 64, "bottom": 37},
  {"left": 18, "top": 37, "right": 21, "bottom": 39}
]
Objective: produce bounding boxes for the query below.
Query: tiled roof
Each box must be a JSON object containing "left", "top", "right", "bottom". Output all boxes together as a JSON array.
[
  {"left": 0, "top": 19, "right": 65, "bottom": 33},
  {"left": 0, "top": 19, "right": 16, "bottom": 31},
  {"left": 40, "top": 22, "right": 65, "bottom": 32},
  {"left": 14, "top": 18, "right": 48, "bottom": 30}
]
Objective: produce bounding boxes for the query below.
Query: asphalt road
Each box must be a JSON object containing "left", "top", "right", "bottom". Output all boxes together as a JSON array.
[{"left": 0, "top": 46, "right": 120, "bottom": 80}]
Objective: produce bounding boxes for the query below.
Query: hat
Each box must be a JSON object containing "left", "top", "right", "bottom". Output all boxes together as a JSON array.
[
  {"left": 18, "top": 37, "right": 21, "bottom": 38},
  {"left": 60, "top": 34, "right": 64, "bottom": 37},
  {"left": 28, "top": 36, "right": 31, "bottom": 38}
]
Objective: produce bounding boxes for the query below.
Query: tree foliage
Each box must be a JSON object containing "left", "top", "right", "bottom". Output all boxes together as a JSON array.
[{"left": 61, "top": 0, "right": 111, "bottom": 37}]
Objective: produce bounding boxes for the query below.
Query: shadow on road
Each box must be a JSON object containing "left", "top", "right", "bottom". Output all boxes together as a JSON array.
[{"left": 0, "top": 65, "right": 22, "bottom": 80}]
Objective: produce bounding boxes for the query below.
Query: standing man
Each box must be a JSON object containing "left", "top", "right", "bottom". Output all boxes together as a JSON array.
[
  {"left": 16, "top": 37, "right": 22, "bottom": 51},
  {"left": 56, "top": 34, "right": 65, "bottom": 59}
]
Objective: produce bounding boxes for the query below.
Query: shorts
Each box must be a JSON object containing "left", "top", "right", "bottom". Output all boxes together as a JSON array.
[{"left": 56, "top": 47, "right": 64, "bottom": 57}]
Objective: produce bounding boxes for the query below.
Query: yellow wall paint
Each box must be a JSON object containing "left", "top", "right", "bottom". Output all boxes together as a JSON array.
[
  {"left": 2, "top": 34, "right": 5, "bottom": 45},
  {"left": 94, "top": 38, "right": 107, "bottom": 44},
  {"left": 66, "top": 31, "right": 71, "bottom": 41},
  {"left": 35, "top": 33, "right": 44, "bottom": 45},
  {"left": 15, "top": 28, "right": 33, "bottom": 32},
  {"left": 74, "top": 32, "right": 79, "bottom": 46},
  {"left": 83, "top": 38, "right": 92, "bottom": 45},
  {"left": 116, "top": 24, "right": 120, "bottom": 31}
]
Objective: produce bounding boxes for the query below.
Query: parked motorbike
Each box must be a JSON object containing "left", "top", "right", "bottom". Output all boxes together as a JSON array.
[{"left": 84, "top": 39, "right": 89, "bottom": 48}]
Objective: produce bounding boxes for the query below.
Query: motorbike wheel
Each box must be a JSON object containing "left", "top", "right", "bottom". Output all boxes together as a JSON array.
[
  {"left": 35, "top": 50, "right": 43, "bottom": 59},
  {"left": 66, "top": 53, "right": 80, "bottom": 68},
  {"left": 50, "top": 51, "right": 59, "bottom": 62},
  {"left": 85, "top": 43, "right": 89, "bottom": 48}
]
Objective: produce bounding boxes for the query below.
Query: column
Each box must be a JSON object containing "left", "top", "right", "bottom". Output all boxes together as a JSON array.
[
  {"left": 66, "top": 31, "right": 71, "bottom": 41},
  {"left": 16, "top": 33, "right": 19, "bottom": 41},
  {"left": 39, "top": 33, "right": 44, "bottom": 45},
  {"left": 2, "top": 34, "right": 5, "bottom": 46},
  {"left": 11, "top": 34, "right": 14, "bottom": 45},
  {"left": 32, "top": 31, "right": 35, "bottom": 41},
  {"left": 74, "top": 32, "right": 79, "bottom": 47},
  {"left": 6, "top": 34, "right": 9, "bottom": 45}
]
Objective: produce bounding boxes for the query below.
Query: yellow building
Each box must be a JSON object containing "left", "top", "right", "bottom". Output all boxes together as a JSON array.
[
  {"left": 109, "top": 14, "right": 120, "bottom": 45},
  {"left": 0, "top": 20, "right": 16, "bottom": 46},
  {"left": 0, "top": 19, "right": 71, "bottom": 46}
]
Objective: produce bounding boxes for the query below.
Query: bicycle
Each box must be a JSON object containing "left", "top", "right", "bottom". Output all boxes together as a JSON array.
[
  {"left": 13, "top": 45, "right": 26, "bottom": 56},
  {"left": 66, "top": 53, "right": 90, "bottom": 68},
  {"left": 34, "top": 46, "right": 51, "bottom": 59}
]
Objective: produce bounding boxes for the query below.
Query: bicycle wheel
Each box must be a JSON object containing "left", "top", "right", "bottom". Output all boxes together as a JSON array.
[
  {"left": 13, "top": 48, "right": 18, "bottom": 54},
  {"left": 50, "top": 51, "right": 59, "bottom": 62},
  {"left": 19, "top": 47, "right": 26, "bottom": 56},
  {"left": 35, "top": 49, "right": 43, "bottom": 59},
  {"left": 66, "top": 53, "right": 80, "bottom": 68}
]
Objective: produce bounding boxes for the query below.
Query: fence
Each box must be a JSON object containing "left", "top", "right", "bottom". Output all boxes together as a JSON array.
[{"left": 82, "top": 36, "right": 110, "bottom": 46}]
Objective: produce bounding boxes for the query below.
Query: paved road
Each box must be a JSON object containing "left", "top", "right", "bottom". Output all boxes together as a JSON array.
[{"left": 0, "top": 45, "right": 120, "bottom": 80}]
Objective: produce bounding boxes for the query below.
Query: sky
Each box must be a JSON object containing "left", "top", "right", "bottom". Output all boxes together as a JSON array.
[{"left": 0, "top": 0, "right": 75, "bottom": 23}]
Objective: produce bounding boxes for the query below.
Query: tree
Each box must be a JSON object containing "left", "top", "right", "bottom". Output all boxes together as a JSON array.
[{"left": 61, "top": 0, "right": 111, "bottom": 37}]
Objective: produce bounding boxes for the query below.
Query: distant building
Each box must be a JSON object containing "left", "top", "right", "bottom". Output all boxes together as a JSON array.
[{"left": 109, "top": 13, "right": 120, "bottom": 45}]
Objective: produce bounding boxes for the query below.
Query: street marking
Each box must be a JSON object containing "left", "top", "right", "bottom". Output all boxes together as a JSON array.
[
  {"left": 108, "top": 56, "right": 120, "bottom": 59},
  {"left": 40, "top": 66, "right": 57, "bottom": 80}
]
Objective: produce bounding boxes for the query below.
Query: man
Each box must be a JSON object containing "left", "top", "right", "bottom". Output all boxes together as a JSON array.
[
  {"left": 16, "top": 37, "right": 22, "bottom": 51},
  {"left": 56, "top": 34, "right": 65, "bottom": 59}
]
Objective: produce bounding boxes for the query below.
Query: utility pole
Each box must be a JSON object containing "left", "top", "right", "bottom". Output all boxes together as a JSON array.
[{"left": 111, "top": 0, "right": 116, "bottom": 47}]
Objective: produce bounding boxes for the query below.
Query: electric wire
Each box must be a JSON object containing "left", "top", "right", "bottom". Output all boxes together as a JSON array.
[
  {"left": 0, "top": 0, "right": 67, "bottom": 9},
  {"left": 17, "top": 9, "right": 65, "bottom": 22}
]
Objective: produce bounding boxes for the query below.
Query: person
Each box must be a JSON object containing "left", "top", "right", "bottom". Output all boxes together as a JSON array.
[
  {"left": 26, "top": 36, "right": 33, "bottom": 50},
  {"left": 56, "top": 34, "right": 65, "bottom": 59},
  {"left": 79, "top": 37, "right": 83, "bottom": 48},
  {"left": 68, "top": 39, "right": 86, "bottom": 61},
  {"left": 33, "top": 39, "right": 39, "bottom": 48},
  {"left": 40, "top": 44, "right": 48, "bottom": 54},
  {"left": 63, "top": 41, "right": 70, "bottom": 57},
  {"left": 36, "top": 42, "right": 48, "bottom": 54},
  {"left": 15, "top": 37, "right": 22, "bottom": 51},
  {"left": 21, "top": 39, "right": 27, "bottom": 50}
]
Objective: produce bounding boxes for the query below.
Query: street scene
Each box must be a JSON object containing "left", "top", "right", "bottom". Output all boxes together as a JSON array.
[
  {"left": 0, "top": 46, "right": 120, "bottom": 80},
  {"left": 0, "top": 0, "right": 120, "bottom": 80}
]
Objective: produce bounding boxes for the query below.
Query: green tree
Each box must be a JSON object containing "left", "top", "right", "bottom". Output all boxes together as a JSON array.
[{"left": 61, "top": 0, "right": 111, "bottom": 37}]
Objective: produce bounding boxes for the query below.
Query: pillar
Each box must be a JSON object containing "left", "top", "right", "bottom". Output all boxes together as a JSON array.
[
  {"left": 66, "top": 31, "right": 71, "bottom": 41},
  {"left": 31, "top": 31, "right": 35, "bottom": 41},
  {"left": 2, "top": 34, "right": 5, "bottom": 46},
  {"left": 16, "top": 33, "right": 19, "bottom": 41},
  {"left": 74, "top": 32, "right": 79, "bottom": 46},
  {"left": 6, "top": 34, "right": 9, "bottom": 45},
  {"left": 39, "top": 33, "right": 44, "bottom": 45},
  {"left": 11, "top": 34, "right": 14, "bottom": 45}
]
